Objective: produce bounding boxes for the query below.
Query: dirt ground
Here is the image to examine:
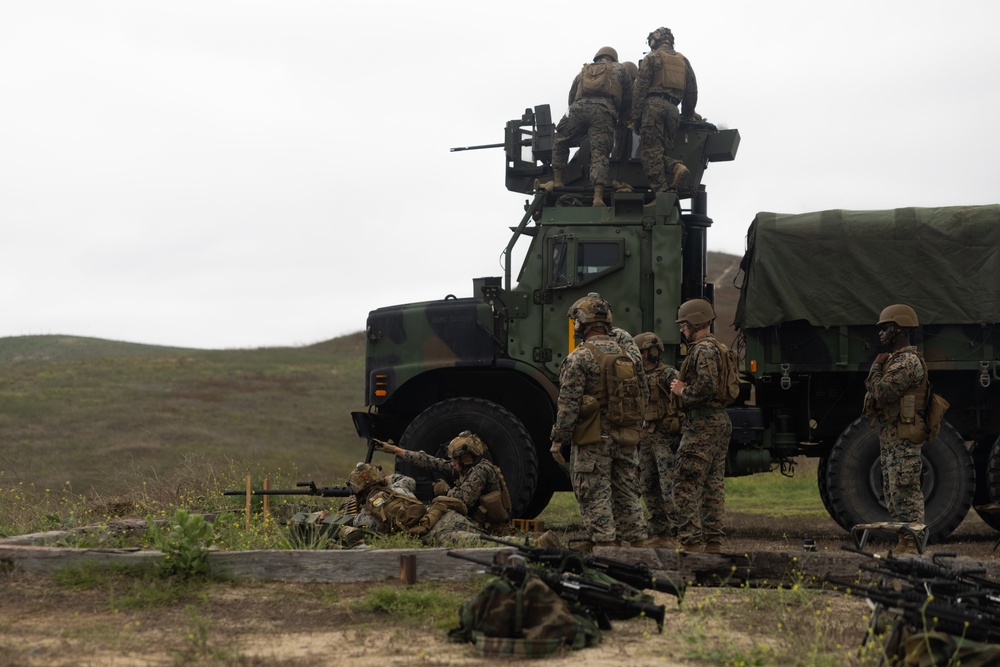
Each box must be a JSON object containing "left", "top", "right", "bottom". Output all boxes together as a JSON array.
[{"left": 1, "top": 512, "right": 997, "bottom": 667}]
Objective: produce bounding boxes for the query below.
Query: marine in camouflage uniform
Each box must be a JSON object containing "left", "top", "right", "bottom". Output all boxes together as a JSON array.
[
  {"left": 347, "top": 462, "right": 484, "bottom": 546},
  {"left": 670, "top": 299, "right": 732, "bottom": 552},
  {"left": 632, "top": 27, "right": 698, "bottom": 193},
  {"left": 550, "top": 293, "right": 648, "bottom": 546},
  {"left": 375, "top": 431, "right": 513, "bottom": 536},
  {"left": 864, "top": 304, "right": 928, "bottom": 527},
  {"left": 634, "top": 332, "right": 680, "bottom": 542},
  {"left": 551, "top": 46, "right": 633, "bottom": 206}
]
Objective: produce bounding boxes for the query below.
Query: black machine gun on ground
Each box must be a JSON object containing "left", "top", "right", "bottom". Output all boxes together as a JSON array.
[
  {"left": 448, "top": 550, "right": 665, "bottom": 633},
  {"left": 480, "top": 535, "right": 685, "bottom": 603},
  {"left": 222, "top": 480, "right": 353, "bottom": 498},
  {"left": 827, "top": 548, "right": 1000, "bottom": 650}
]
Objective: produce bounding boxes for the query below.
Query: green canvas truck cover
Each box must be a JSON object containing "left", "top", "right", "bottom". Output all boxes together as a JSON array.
[{"left": 735, "top": 205, "right": 1000, "bottom": 329}]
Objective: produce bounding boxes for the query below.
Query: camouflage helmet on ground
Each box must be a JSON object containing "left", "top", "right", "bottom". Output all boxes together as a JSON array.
[
  {"left": 594, "top": 46, "right": 618, "bottom": 62},
  {"left": 567, "top": 292, "right": 612, "bottom": 327},
  {"left": 878, "top": 304, "right": 919, "bottom": 328},
  {"left": 445, "top": 430, "right": 487, "bottom": 465},
  {"left": 647, "top": 27, "right": 674, "bottom": 48},
  {"left": 634, "top": 332, "right": 665, "bottom": 354},
  {"left": 676, "top": 298, "right": 716, "bottom": 327},
  {"left": 347, "top": 462, "right": 384, "bottom": 495},
  {"left": 622, "top": 60, "right": 638, "bottom": 79}
]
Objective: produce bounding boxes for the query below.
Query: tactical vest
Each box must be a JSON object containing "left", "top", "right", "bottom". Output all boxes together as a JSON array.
[
  {"left": 643, "top": 369, "right": 667, "bottom": 423},
  {"left": 464, "top": 461, "right": 513, "bottom": 533},
  {"left": 880, "top": 349, "right": 929, "bottom": 422},
  {"left": 650, "top": 49, "right": 687, "bottom": 95},
  {"left": 677, "top": 336, "right": 727, "bottom": 409}
]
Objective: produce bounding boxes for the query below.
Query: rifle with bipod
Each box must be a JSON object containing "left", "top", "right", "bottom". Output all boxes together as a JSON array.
[
  {"left": 448, "top": 550, "right": 665, "bottom": 633},
  {"left": 479, "top": 534, "right": 685, "bottom": 602}
]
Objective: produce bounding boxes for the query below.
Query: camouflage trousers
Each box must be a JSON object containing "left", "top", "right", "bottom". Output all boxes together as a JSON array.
[
  {"left": 879, "top": 422, "right": 925, "bottom": 523},
  {"left": 638, "top": 428, "right": 678, "bottom": 536},
  {"left": 637, "top": 96, "right": 682, "bottom": 191},
  {"left": 423, "top": 509, "right": 485, "bottom": 547},
  {"left": 570, "top": 433, "right": 648, "bottom": 543},
  {"left": 552, "top": 98, "right": 617, "bottom": 187},
  {"left": 674, "top": 412, "right": 732, "bottom": 547}
]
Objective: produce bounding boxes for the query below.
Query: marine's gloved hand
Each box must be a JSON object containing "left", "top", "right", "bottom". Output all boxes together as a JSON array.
[
  {"left": 432, "top": 479, "right": 450, "bottom": 496},
  {"left": 550, "top": 441, "right": 566, "bottom": 465},
  {"left": 372, "top": 439, "right": 399, "bottom": 456}
]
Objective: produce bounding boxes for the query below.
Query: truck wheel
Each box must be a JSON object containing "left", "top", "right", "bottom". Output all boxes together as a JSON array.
[
  {"left": 817, "top": 455, "right": 850, "bottom": 530},
  {"left": 825, "top": 416, "right": 974, "bottom": 543},
  {"left": 974, "top": 437, "right": 1000, "bottom": 530},
  {"left": 397, "top": 398, "right": 539, "bottom": 518}
]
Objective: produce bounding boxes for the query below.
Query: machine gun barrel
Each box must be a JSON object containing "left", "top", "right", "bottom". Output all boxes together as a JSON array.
[
  {"left": 450, "top": 139, "right": 532, "bottom": 152},
  {"left": 222, "top": 481, "right": 352, "bottom": 498}
]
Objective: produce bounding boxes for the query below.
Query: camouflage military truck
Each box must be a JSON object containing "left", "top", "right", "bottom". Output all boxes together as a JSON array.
[{"left": 357, "top": 104, "right": 1000, "bottom": 542}]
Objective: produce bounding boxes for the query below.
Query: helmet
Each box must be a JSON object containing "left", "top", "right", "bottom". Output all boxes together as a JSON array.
[
  {"left": 877, "top": 304, "right": 919, "bottom": 328},
  {"left": 567, "top": 292, "right": 613, "bottom": 327},
  {"left": 634, "top": 332, "right": 665, "bottom": 353},
  {"left": 675, "top": 298, "right": 716, "bottom": 327},
  {"left": 594, "top": 46, "right": 618, "bottom": 62},
  {"left": 347, "top": 462, "right": 384, "bottom": 495},
  {"left": 622, "top": 61, "right": 638, "bottom": 80},
  {"left": 445, "top": 430, "right": 487, "bottom": 466},
  {"left": 647, "top": 27, "right": 674, "bottom": 48}
]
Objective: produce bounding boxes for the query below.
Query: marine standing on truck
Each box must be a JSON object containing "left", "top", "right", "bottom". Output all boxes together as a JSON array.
[
  {"left": 669, "top": 299, "right": 732, "bottom": 553},
  {"left": 374, "top": 431, "right": 514, "bottom": 535},
  {"left": 550, "top": 293, "right": 650, "bottom": 549},
  {"left": 551, "top": 46, "right": 633, "bottom": 207},
  {"left": 863, "top": 304, "right": 928, "bottom": 551},
  {"left": 632, "top": 27, "right": 697, "bottom": 194},
  {"left": 635, "top": 332, "right": 680, "bottom": 546}
]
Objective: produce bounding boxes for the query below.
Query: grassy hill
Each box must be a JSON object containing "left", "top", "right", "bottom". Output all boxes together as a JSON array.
[{"left": 0, "top": 253, "right": 744, "bottom": 496}]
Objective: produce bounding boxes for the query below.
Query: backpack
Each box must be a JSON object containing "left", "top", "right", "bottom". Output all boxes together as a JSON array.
[
  {"left": 680, "top": 338, "right": 741, "bottom": 406},
  {"left": 448, "top": 570, "right": 602, "bottom": 657},
  {"left": 575, "top": 62, "right": 623, "bottom": 104},
  {"left": 714, "top": 340, "right": 742, "bottom": 406},
  {"left": 583, "top": 343, "right": 644, "bottom": 427},
  {"left": 917, "top": 355, "right": 950, "bottom": 441}
]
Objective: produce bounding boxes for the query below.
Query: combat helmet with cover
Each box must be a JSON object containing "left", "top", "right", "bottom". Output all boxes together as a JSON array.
[
  {"left": 647, "top": 26, "right": 674, "bottom": 48},
  {"left": 634, "top": 332, "right": 665, "bottom": 358},
  {"left": 446, "top": 430, "right": 488, "bottom": 466},
  {"left": 877, "top": 304, "right": 919, "bottom": 328},
  {"left": 568, "top": 292, "right": 612, "bottom": 336},
  {"left": 347, "top": 462, "right": 384, "bottom": 495},
  {"left": 675, "top": 298, "right": 716, "bottom": 327}
]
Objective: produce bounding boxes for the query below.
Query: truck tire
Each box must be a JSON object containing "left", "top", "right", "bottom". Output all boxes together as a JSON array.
[
  {"left": 397, "top": 398, "right": 539, "bottom": 519},
  {"left": 825, "top": 416, "right": 974, "bottom": 543},
  {"left": 816, "top": 455, "right": 850, "bottom": 531},
  {"left": 974, "top": 437, "right": 1000, "bottom": 530}
]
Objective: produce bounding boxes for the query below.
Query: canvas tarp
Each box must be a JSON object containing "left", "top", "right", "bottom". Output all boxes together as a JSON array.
[{"left": 734, "top": 205, "right": 1000, "bottom": 329}]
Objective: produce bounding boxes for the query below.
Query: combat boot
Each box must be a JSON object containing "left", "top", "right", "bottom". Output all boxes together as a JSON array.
[
  {"left": 669, "top": 163, "right": 691, "bottom": 190},
  {"left": 553, "top": 169, "right": 565, "bottom": 187},
  {"left": 592, "top": 185, "right": 606, "bottom": 207},
  {"left": 630, "top": 535, "right": 673, "bottom": 549}
]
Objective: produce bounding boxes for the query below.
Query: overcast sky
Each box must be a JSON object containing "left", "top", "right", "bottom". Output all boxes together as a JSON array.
[{"left": 3, "top": 1, "right": 998, "bottom": 349}]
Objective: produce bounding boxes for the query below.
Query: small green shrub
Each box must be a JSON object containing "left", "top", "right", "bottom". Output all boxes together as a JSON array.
[{"left": 150, "top": 509, "right": 214, "bottom": 579}]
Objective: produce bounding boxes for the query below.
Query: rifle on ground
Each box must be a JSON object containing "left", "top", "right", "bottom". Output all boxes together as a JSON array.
[
  {"left": 480, "top": 535, "right": 685, "bottom": 602},
  {"left": 448, "top": 550, "right": 665, "bottom": 633},
  {"left": 843, "top": 546, "right": 1000, "bottom": 595},
  {"left": 826, "top": 576, "right": 1000, "bottom": 644},
  {"left": 222, "top": 481, "right": 353, "bottom": 498}
]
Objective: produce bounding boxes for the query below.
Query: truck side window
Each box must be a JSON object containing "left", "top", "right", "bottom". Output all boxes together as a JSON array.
[{"left": 547, "top": 238, "right": 624, "bottom": 288}]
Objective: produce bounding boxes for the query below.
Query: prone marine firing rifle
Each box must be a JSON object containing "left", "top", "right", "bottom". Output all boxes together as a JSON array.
[
  {"left": 222, "top": 480, "right": 353, "bottom": 498},
  {"left": 448, "top": 550, "right": 666, "bottom": 633},
  {"left": 479, "top": 535, "right": 685, "bottom": 602}
]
